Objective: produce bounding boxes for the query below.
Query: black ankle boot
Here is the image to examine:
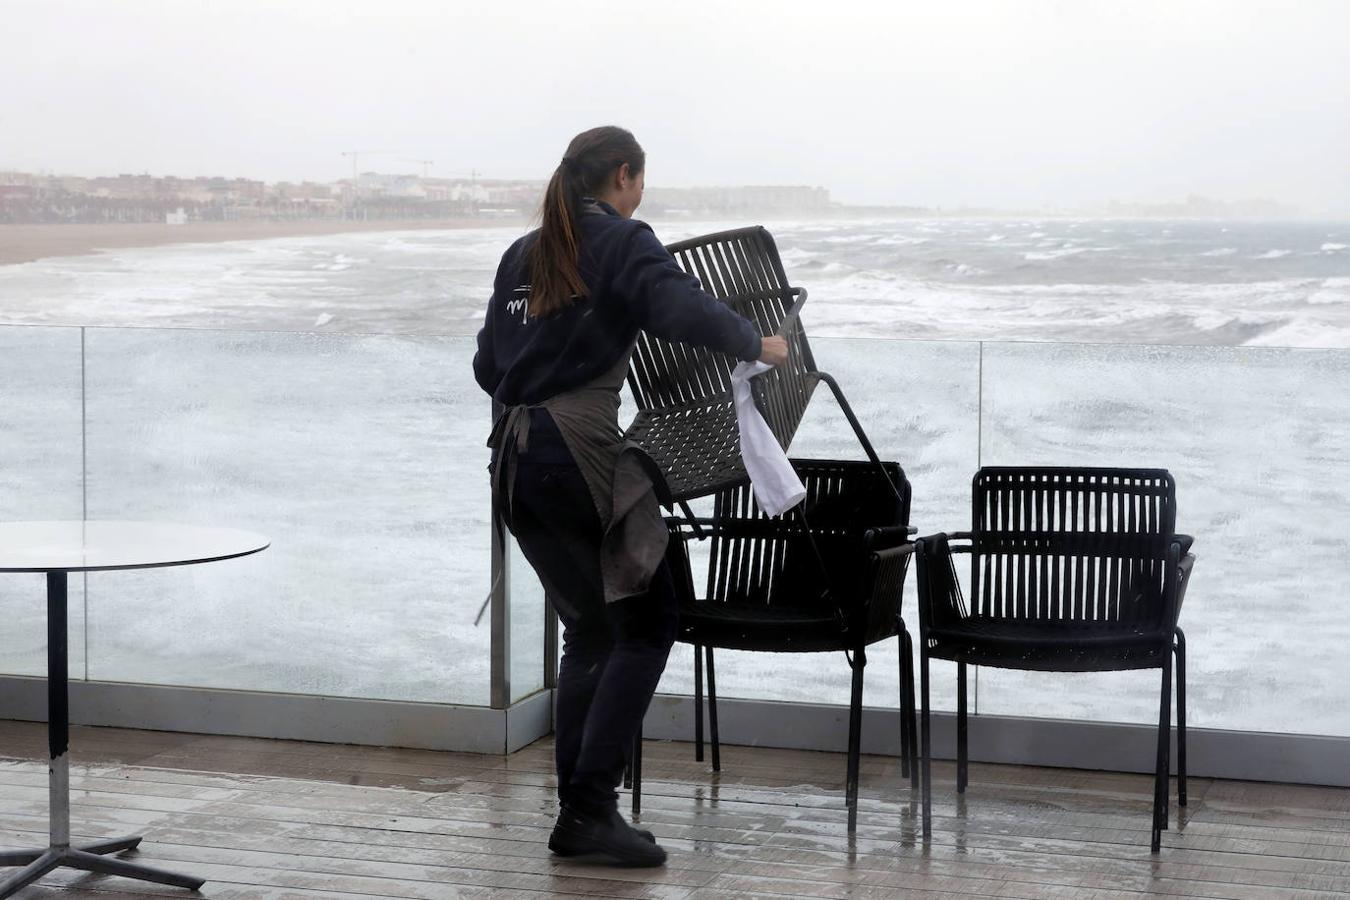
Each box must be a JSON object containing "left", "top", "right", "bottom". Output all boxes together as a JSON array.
[
  {"left": 548, "top": 807, "right": 666, "bottom": 867},
  {"left": 552, "top": 795, "right": 655, "bottom": 848}
]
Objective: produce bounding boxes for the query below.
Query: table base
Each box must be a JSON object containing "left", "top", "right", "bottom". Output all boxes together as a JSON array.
[
  {"left": 0, "top": 572, "right": 204, "bottom": 897},
  {"left": 0, "top": 837, "right": 205, "bottom": 897}
]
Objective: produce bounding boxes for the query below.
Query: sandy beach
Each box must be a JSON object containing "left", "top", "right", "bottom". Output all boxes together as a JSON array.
[{"left": 0, "top": 218, "right": 526, "bottom": 266}]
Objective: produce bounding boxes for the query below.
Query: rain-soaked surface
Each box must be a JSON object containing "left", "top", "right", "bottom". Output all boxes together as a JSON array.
[{"left": 3, "top": 721, "right": 1348, "bottom": 898}]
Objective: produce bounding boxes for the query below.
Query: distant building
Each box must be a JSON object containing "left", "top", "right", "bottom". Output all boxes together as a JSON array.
[
  {"left": 355, "top": 172, "right": 426, "bottom": 199},
  {"left": 0, "top": 167, "right": 840, "bottom": 224},
  {"left": 0, "top": 184, "right": 37, "bottom": 203}
]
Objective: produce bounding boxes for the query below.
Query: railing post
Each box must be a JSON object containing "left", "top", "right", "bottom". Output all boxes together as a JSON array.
[
  {"left": 974, "top": 340, "right": 984, "bottom": 716},
  {"left": 489, "top": 400, "right": 510, "bottom": 709}
]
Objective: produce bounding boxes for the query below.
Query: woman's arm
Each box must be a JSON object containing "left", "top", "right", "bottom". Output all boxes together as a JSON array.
[
  {"left": 472, "top": 308, "right": 497, "bottom": 396},
  {"left": 614, "top": 225, "right": 764, "bottom": 362},
  {"left": 472, "top": 250, "right": 517, "bottom": 396}
]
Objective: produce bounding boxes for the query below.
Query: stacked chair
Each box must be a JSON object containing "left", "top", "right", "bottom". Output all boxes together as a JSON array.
[
  {"left": 625, "top": 227, "right": 887, "bottom": 503},
  {"left": 915, "top": 467, "right": 1196, "bottom": 850},
  {"left": 613, "top": 227, "right": 1199, "bottom": 850},
  {"left": 622, "top": 227, "right": 918, "bottom": 831}
]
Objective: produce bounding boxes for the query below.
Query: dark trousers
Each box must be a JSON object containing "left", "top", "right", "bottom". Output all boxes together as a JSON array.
[{"left": 505, "top": 410, "right": 678, "bottom": 817}]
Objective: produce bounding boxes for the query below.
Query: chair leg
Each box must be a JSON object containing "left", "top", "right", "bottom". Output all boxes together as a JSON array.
[
  {"left": 897, "top": 625, "right": 910, "bottom": 782},
  {"left": 1152, "top": 646, "right": 1173, "bottom": 852},
  {"left": 920, "top": 646, "right": 932, "bottom": 840},
  {"left": 622, "top": 726, "right": 633, "bottom": 790},
  {"left": 694, "top": 643, "right": 704, "bottom": 763},
  {"left": 631, "top": 726, "right": 644, "bottom": 817},
  {"left": 846, "top": 649, "right": 866, "bottom": 833},
  {"left": 1175, "top": 627, "right": 1188, "bottom": 808},
  {"left": 902, "top": 629, "right": 919, "bottom": 790},
  {"left": 706, "top": 645, "right": 721, "bottom": 773},
  {"left": 957, "top": 662, "right": 969, "bottom": 795}
]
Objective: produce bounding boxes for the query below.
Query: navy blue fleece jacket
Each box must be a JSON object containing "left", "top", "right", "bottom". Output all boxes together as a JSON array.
[{"left": 473, "top": 201, "right": 762, "bottom": 406}]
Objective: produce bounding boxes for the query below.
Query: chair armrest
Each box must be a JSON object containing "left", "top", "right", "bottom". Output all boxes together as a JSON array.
[
  {"left": 917, "top": 531, "right": 971, "bottom": 548},
  {"left": 865, "top": 524, "right": 917, "bottom": 550},
  {"left": 782, "top": 286, "right": 808, "bottom": 327},
  {"left": 1174, "top": 552, "right": 1196, "bottom": 619},
  {"left": 914, "top": 533, "right": 970, "bottom": 632},
  {"left": 871, "top": 542, "right": 915, "bottom": 563},
  {"left": 1160, "top": 534, "right": 1196, "bottom": 627},
  {"left": 861, "top": 540, "right": 915, "bottom": 639}
]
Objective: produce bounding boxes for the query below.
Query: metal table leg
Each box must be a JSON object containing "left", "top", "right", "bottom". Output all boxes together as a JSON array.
[{"left": 0, "top": 572, "right": 205, "bottom": 898}]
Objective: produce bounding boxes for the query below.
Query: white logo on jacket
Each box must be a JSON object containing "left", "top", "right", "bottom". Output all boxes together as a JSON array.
[{"left": 506, "top": 285, "right": 530, "bottom": 324}]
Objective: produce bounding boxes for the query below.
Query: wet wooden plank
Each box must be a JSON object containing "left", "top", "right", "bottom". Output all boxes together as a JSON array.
[{"left": 4, "top": 723, "right": 1350, "bottom": 898}]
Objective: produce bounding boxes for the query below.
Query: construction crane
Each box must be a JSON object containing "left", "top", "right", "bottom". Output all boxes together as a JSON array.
[{"left": 401, "top": 159, "right": 434, "bottom": 179}]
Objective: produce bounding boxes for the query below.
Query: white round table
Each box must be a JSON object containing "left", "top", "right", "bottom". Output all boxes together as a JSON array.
[{"left": 0, "top": 521, "right": 269, "bottom": 898}]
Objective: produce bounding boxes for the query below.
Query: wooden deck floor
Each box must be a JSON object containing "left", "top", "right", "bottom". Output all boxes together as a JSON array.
[{"left": 1, "top": 720, "right": 1348, "bottom": 899}]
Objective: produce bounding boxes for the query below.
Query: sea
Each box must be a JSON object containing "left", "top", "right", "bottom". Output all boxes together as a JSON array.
[
  {"left": 0, "top": 217, "right": 1347, "bottom": 346},
  {"left": 1, "top": 217, "right": 1348, "bottom": 736}
]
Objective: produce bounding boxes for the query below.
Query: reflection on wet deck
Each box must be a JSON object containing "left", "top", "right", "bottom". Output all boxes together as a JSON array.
[{"left": 2, "top": 719, "right": 1347, "bottom": 898}]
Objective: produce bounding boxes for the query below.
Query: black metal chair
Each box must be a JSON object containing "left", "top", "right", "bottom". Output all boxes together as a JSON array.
[
  {"left": 619, "top": 226, "right": 915, "bottom": 830},
  {"left": 624, "top": 226, "right": 886, "bottom": 505},
  {"left": 628, "top": 458, "right": 919, "bottom": 832},
  {"left": 914, "top": 467, "right": 1196, "bottom": 851}
]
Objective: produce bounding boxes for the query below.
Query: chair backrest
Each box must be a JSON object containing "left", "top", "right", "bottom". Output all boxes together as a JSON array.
[
  {"left": 628, "top": 226, "right": 818, "bottom": 442},
  {"left": 706, "top": 459, "right": 910, "bottom": 612},
  {"left": 969, "top": 467, "right": 1177, "bottom": 627}
]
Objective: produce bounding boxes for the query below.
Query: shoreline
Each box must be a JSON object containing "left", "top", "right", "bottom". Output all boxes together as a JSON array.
[{"left": 0, "top": 218, "right": 530, "bottom": 266}]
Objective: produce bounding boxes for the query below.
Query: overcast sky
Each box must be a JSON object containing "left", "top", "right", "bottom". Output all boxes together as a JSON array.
[{"left": 3, "top": 0, "right": 1348, "bottom": 213}]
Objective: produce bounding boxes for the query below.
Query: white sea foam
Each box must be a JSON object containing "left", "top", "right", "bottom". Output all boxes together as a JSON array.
[
  {"left": 1247, "top": 320, "right": 1350, "bottom": 348},
  {"left": 823, "top": 234, "right": 877, "bottom": 244},
  {"left": 1255, "top": 249, "right": 1292, "bottom": 259},
  {"left": 3, "top": 220, "right": 1349, "bottom": 351},
  {"left": 1322, "top": 243, "right": 1347, "bottom": 252},
  {"left": 1023, "top": 247, "right": 1090, "bottom": 260}
]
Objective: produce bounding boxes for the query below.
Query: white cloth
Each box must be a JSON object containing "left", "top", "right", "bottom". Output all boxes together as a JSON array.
[{"left": 731, "top": 360, "right": 807, "bottom": 516}]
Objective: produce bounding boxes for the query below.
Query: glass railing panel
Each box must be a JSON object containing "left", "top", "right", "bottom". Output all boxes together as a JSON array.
[
  {"left": 0, "top": 325, "right": 88, "bottom": 679},
  {"left": 978, "top": 340, "right": 1350, "bottom": 736},
  {"left": 82, "top": 328, "right": 492, "bottom": 704},
  {"left": 509, "top": 536, "right": 547, "bottom": 702}
]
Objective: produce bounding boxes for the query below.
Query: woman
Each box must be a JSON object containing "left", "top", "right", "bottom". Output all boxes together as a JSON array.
[{"left": 474, "top": 126, "right": 787, "bottom": 867}]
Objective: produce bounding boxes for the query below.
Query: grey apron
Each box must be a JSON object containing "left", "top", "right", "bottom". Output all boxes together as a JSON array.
[{"left": 487, "top": 345, "right": 671, "bottom": 605}]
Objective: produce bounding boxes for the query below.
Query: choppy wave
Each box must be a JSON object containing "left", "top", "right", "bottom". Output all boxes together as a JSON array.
[
  {"left": 2, "top": 218, "right": 1349, "bottom": 349},
  {"left": 1024, "top": 247, "right": 1090, "bottom": 261}
]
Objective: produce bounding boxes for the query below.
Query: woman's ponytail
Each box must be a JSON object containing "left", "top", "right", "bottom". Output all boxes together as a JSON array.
[{"left": 528, "top": 126, "right": 645, "bottom": 318}]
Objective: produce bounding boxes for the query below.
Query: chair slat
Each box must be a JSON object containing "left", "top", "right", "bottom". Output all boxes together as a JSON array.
[
  {"left": 968, "top": 468, "right": 1177, "bottom": 630},
  {"left": 625, "top": 226, "right": 827, "bottom": 502}
]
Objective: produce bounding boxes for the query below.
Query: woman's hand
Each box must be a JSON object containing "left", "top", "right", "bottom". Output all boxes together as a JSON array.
[{"left": 758, "top": 335, "right": 789, "bottom": 367}]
